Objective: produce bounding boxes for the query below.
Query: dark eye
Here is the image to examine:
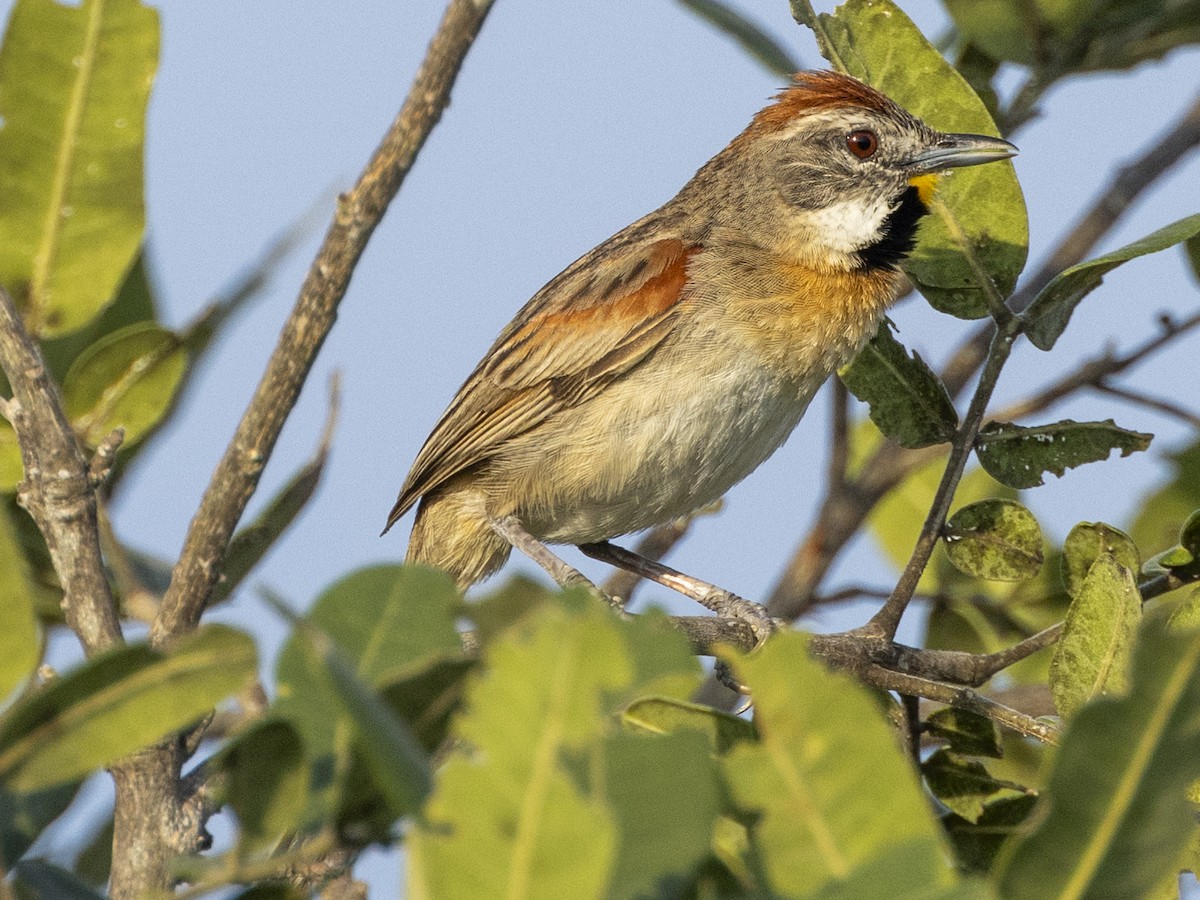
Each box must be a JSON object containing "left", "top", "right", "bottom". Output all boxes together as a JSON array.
[{"left": 846, "top": 129, "right": 878, "bottom": 159}]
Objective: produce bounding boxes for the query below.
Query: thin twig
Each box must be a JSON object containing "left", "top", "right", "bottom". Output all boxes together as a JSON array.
[
  {"left": 0, "top": 286, "right": 123, "bottom": 657},
  {"left": 827, "top": 378, "right": 851, "bottom": 491},
  {"left": 867, "top": 318, "right": 1022, "bottom": 639},
  {"left": 151, "top": 0, "right": 497, "bottom": 648},
  {"left": 1092, "top": 381, "right": 1200, "bottom": 429}
]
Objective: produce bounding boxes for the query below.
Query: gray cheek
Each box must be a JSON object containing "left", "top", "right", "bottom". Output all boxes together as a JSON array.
[{"left": 777, "top": 164, "right": 851, "bottom": 211}]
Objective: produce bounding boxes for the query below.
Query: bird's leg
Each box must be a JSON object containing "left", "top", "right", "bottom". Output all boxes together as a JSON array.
[
  {"left": 578, "top": 540, "right": 779, "bottom": 645},
  {"left": 487, "top": 514, "right": 623, "bottom": 610}
]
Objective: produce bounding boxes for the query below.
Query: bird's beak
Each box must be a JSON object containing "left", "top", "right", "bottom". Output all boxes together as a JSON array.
[{"left": 910, "top": 133, "right": 1018, "bottom": 172}]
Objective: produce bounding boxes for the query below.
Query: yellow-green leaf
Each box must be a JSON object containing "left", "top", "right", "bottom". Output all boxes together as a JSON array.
[
  {"left": 0, "top": 504, "right": 38, "bottom": 701},
  {"left": 0, "top": 0, "right": 159, "bottom": 336},
  {"left": 61, "top": 321, "right": 187, "bottom": 448},
  {"left": 0, "top": 625, "right": 255, "bottom": 791}
]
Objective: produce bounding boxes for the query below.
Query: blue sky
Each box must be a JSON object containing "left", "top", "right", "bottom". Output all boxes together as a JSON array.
[{"left": 9, "top": 0, "right": 1200, "bottom": 893}]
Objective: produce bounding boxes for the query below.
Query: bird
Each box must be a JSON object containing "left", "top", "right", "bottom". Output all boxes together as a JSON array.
[{"left": 384, "top": 70, "right": 1016, "bottom": 596}]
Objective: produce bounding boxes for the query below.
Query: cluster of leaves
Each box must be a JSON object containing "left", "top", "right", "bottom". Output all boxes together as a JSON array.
[
  {"left": 1, "top": 0, "right": 1200, "bottom": 897},
  {"left": 9, "top": 563, "right": 1200, "bottom": 897}
]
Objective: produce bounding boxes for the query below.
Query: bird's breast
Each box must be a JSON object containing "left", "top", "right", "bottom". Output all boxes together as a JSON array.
[{"left": 686, "top": 248, "right": 903, "bottom": 382}]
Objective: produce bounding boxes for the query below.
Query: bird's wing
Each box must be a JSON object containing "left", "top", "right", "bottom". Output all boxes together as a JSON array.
[{"left": 385, "top": 236, "right": 696, "bottom": 530}]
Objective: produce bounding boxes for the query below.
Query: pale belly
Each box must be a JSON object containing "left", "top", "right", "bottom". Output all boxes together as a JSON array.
[{"left": 486, "top": 346, "right": 823, "bottom": 545}]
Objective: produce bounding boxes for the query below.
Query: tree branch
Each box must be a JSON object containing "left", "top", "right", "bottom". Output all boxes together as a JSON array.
[
  {"left": 0, "top": 285, "right": 122, "bottom": 657},
  {"left": 151, "top": 0, "right": 497, "bottom": 648}
]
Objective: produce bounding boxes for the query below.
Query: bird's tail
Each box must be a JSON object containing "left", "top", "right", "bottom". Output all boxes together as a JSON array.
[{"left": 406, "top": 489, "right": 511, "bottom": 589}]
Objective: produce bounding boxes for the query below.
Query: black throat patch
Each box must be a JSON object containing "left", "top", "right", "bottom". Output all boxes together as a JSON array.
[{"left": 857, "top": 185, "right": 928, "bottom": 271}]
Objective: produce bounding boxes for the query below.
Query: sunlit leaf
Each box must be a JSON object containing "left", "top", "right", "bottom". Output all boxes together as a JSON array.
[
  {"left": 0, "top": 625, "right": 255, "bottom": 790},
  {"left": 943, "top": 500, "right": 1043, "bottom": 581},
  {"left": 0, "top": 0, "right": 159, "bottom": 336},
  {"left": 1050, "top": 552, "right": 1141, "bottom": 719},
  {"left": 841, "top": 322, "right": 957, "bottom": 448},
  {"left": 1025, "top": 214, "right": 1200, "bottom": 350},
  {"left": 976, "top": 419, "right": 1151, "bottom": 490},
  {"left": 1060, "top": 521, "right": 1139, "bottom": 599},
  {"left": 998, "top": 623, "right": 1200, "bottom": 898},
  {"left": 621, "top": 695, "right": 756, "bottom": 754},
  {"left": 719, "top": 631, "right": 956, "bottom": 896}
]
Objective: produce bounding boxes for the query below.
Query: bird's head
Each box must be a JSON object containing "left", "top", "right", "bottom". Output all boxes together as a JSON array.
[{"left": 694, "top": 71, "right": 1017, "bottom": 272}]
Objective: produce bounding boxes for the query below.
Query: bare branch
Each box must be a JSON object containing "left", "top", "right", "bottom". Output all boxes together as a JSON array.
[
  {"left": 0, "top": 285, "right": 122, "bottom": 657},
  {"left": 151, "top": 0, "right": 497, "bottom": 648}
]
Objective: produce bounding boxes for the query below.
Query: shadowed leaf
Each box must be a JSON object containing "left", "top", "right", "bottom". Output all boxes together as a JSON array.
[
  {"left": 841, "top": 322, "right": 957, "bottom": 448},
  {"left": 976, "top": 419, "right": 1151, "bottom": 490},
  {"left": 61, "top": 322, "right": 187, "bottom": 449},
  {"left": 0, "top": 504, "right": 39, "bottom": 700},
  {"left": 677, "top": 0, "right": 800, "bottom": 77},
  {"left": 925, "top": 707, "right": 1002, "bottom": 758},
  {"left": 621, "top": 695, "right": 756, "bottom": 754},
  {"left": 922, "top": 749, "right": 1027, "bottom": 823}
]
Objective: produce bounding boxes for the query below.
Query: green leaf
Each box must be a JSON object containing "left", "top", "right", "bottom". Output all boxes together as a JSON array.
[
  {"left": 0, "top": 781, "right": 81, "bottom": 867},
  {"left": 409, "top": 595, "right": 699, "bottom": 900},
  {"left": 12, "top": 859, "right": 105, "bottom": 900},
  {"left": 997, "top": 622, "right": 1200, "bottom": 898},
  {"left": 0, "top": 625, "right": 255, "bottom": 790},
  {"left": 601, "top": 730, "right": 722, "bottom": 900},
  {"left": 944, "top": 794, "right": 1039, "bottom": 874},
  {"left": 61, "top": 322, "right": 188, "bottom": 449},
  {"left": 218, "top": 718, "right": 308, "bottom": 850},
  {"left": 1025, "top": 214, "right": 1200, "bottom": 350},
  {"left": 1186, "top": 233, "right": 1200, "bottom": 283},
  {"left": 0, "top": 420, "right": 22, "bottom": 492},
  {"left": 922, "top": 749, "right": 1025, "bottom": 823},
  {"left": 943, "top": 500, "right": 1043, "bottom": 582},
  {"left": 274, "top": 564, "right": 463, "bottom": 829},
  {"left": 621, "top": 695, "right": 756, "bottom": 754},
  {"left": 1167, "top": 588, "right": 1200, "bottom": 634},
  {"left": 792, "top": 0, "right": 1028, "bottom": 318},
  {"left": 1131, "top": 439, "right": 1200, "bottom": 562},
  {"left": 719, "top": 631, "right": 954, "bottom": 896},
  {"left": 676, "top": 0, "right": 800, "bottom": 77},
  {"left": 1050, "top": 552, "right": 1141, "bottom": 719},
  {"left": 924, "top": 707, "right": 1002, "bottom": 758},
  {"left": 0, "top": 503, "right": 39, "bottom": 700},
  {"left": 295, "top": 622, "right": 431, "bottom": 819},
  {"left": 0, "top": 0, "right": 159, "bottom": 337},
  {"left": 976, "top": 419, "right": 1152, "bottom": 490},
  {"left": 841, "top": 323, "right": 957, "bottom": 448},
  {"left": 1060, "top": 521, "right": 1139, "bottom": 599}
]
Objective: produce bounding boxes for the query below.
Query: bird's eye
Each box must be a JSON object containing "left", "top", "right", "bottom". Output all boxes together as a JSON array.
[{"left": 846, "top": 129, "right": 878, "bottom": 159}]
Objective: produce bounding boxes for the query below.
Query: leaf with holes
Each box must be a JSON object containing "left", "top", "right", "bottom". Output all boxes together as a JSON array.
[
  {"left": 1025, "top": 213, "right": 1200, "bottom": 350},
  {"left": 1061, "top": 521, "right": 1139, "bottom": 599},
  {"left": 61, "top": 322, "right": 187, "bottom": 449},
  {"left": 943, "top": 500, "right": 1043, "bottom": 582},
  {"left": 975, "top": 419, "right": 1151, "bottom": 490},
  {"left": 841, "top": 323, "right": 957, "bottom": 448},
  {"left": 0, "top": 0, "right": 159, "bottom": 336},
  {"left": 1050, "top": 552, "right": 1141, "bottom": 719}
]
